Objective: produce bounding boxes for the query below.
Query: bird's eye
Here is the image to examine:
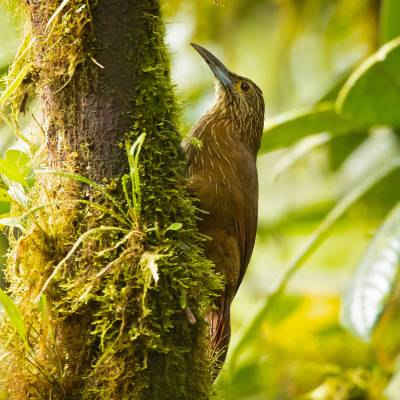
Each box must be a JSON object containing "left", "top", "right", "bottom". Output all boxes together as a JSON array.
[{"left": 240, "top": 82, "right": 250, "bottom": 92}]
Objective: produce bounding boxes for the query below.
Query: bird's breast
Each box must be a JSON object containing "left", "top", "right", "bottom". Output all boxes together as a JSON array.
[{"left": 188, "top": 139, "right": 258, "bottom": 229}]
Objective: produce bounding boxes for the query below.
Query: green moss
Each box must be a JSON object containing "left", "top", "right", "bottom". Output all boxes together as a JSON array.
[{"left": 0, "top": 1, "right": 221, "bottom": 399}]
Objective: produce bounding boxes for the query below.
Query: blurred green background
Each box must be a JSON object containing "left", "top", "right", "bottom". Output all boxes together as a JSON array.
[{"left": 1, "top": 1, "right": 400, "bottom": 399}]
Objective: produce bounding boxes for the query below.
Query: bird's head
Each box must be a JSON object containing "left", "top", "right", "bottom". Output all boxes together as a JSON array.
[{"left": 191, "top": 43, "right": 265, "bottom": 142}]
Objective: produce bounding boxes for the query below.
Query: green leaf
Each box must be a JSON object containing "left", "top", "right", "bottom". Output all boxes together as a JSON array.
[
  {"left": 260, "top": 103, "right": 356, "bottom": 153},
  {"left": 166, "top": 222, "right": 183, "bottom": 232},
  {"left": 0, "top": 202, "right": 10, "bottom": 215},
  {"left": 0, "top": 187, "right": 11, "bottom": 202},
  {"left": 337, "top": 38, "right": 400, "bottom": 127},
  {"left": 179, "top": 290, "right": 187, "bottom": 309},
  {"left": 380, "top": 0, "right": 400, "bottom": 45},
  {"left": 126, "top": 133, "right": 146, "bottom": 218},
  {"left": 0, "top": 158, "right": 27, "bottom": 185},
  {"left": 0, "top": 63, "right": 30, "bottom": 108},
  {"left": 6, "top": 149, "right": 31, "bottom": 180},
  {"left": 341, "top": 203, "right": 400, "bottom": 341},
  {"left": 317, "top": 69, "right": 355, "bottom": 102},
  {"left": 38, "top": 295, "right": 50, "bottom": 325},
  {"left": 0, "top": 288, "right": 29, "bottom": 349}
]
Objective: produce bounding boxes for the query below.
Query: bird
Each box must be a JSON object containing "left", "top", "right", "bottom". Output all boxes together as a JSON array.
[{"left": 183, "top": 43, "right": 265, "bottom": 372}]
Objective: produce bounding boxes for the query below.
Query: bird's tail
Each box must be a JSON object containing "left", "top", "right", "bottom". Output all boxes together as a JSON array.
[{"left": 207, "top": 299, "right": 231, "bottom": 378}]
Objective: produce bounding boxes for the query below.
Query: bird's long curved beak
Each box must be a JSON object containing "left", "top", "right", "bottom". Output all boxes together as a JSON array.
[{"left": 191, "top": 43, "right": 233, "bottom": 89}]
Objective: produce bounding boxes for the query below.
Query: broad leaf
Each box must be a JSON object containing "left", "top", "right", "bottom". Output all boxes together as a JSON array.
[
  {"left": 0, "top": 158, "right": 26, "bottom": 185},
  {"left": 341, "top": 203, "right": 400, "bottom": 341},
  {"left": 0, "top": 202, "right": 10, "bottom": 215},
  {"left": 0, "top": 187, "right": 11, "bottom": 202},
  {"left": 380, "top": 0, "right": 400, "bottom": 45},
  {"left": 260, "top": 103, "right": 356, "bottom": 153},
  {"left": 337, "top": 38, "right": 400, "bottom": 127},
  {"left": 6, "top": 149, "right": 31, "bottom": 180}
]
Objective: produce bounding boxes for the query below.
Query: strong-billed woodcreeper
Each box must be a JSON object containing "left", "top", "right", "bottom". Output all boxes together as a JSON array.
[{"left": 183, "top": 44, "right": 265, "bottom": 368}]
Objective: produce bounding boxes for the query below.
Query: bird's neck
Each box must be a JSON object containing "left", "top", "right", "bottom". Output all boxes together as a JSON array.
[{"left": 199, "top": 104, "right": 262, "bottom": 154}]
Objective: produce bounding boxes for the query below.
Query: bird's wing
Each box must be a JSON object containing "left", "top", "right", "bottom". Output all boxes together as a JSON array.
[
  {"left": 202, "top": 226, "right": 239, "bottom": 365},
  {"left": 230, "top": 149, "right": 259, "bottom": 294}
]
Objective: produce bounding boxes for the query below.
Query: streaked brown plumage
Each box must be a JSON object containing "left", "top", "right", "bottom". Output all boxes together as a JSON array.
[{"left": 183, "top": 44, "right": 265, "bottom": 371}]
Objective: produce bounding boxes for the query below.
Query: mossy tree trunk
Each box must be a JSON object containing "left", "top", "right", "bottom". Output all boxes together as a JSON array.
[{"left": 0, "top": 1, "right": 220, "bottom": 399}]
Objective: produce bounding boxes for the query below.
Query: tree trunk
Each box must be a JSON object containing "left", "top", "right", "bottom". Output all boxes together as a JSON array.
[{"left": 0, "top": 1, "right": 220, "bottom": 399}]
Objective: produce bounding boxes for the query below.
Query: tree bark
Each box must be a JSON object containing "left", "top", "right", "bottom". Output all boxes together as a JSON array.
[{"left": 0, "top": 1, "right": 220, "bottom": 399}]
